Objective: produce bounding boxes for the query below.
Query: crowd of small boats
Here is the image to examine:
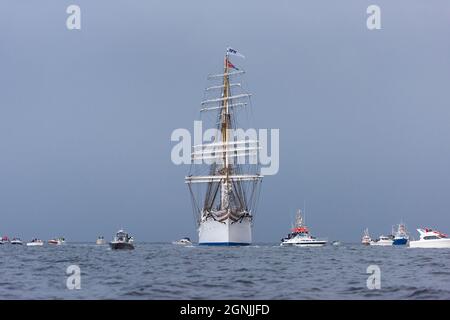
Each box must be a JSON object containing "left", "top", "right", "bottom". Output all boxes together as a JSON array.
[
  {"left": 0, "top": 230, "right": 136, "bottom": 250},
  {"left": 277, "top": 209, "right": 450, "bottom": 249},
  {"left": 2, "top": 221, "right": 449, "bottom": 249},
  {"left": 362, "top": 224, "right": 450, "bottom": 248},
  {"left": 0, "top": 236, "right": 65, "bottom": 246}
]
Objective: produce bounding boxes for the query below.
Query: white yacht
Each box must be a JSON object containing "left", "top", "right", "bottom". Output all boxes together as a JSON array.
[
  {"left": 109, "top": 229, "right": 134, "bottom": 250},
  {"left": 409, "top": 228, "right": 450, "bottom": 248},
  {"left": 0, "top": 236, "right": 9, "bottom": 244},
  {"left": 172, "top": 237, "right": 193, "bottom": 245},
  {"left": 26, "top": 239, "right": 44, "bottom": 247},
  {"left": 370, "top": 235, "right": 394, "bottom": 246},
  {"left": 48, "top": 237, "right": 65, "bottom": 245},
  {"left": 361, "top": 228, "right": 371, "bottom": 245},
  {"left": 10, "top": 238, "right": 23, "bottom": 245},
  {"left": 280, "top": 209, "right": 327, "bottom": 247},
  {"left": 96, "top": 236, "right": 106, "bottom": 245}
]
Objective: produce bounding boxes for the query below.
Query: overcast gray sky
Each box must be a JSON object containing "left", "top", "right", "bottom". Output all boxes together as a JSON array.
[{"left": 1, "top": 1, "right": 450, "bottom": 242}]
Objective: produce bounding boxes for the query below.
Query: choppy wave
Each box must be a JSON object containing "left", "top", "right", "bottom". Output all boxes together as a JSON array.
[{"left": 0, "top": 243, "right": 449, "bottom": 299}]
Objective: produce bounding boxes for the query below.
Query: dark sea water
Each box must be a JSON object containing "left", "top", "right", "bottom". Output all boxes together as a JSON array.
[{"left": 1, "top": 243, "right": 449, "bottom": 299}]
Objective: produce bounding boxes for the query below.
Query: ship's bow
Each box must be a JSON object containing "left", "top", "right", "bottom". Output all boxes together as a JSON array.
[{"left": 198, "top": 217, "right": 252, "bottom": 246}]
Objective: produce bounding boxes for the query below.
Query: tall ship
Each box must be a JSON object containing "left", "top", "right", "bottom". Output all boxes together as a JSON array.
[{"left": 185, "top": 48, "right": 263, "bottom": 246}]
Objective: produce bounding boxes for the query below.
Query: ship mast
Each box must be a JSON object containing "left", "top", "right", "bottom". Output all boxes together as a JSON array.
[
  {"left": 186, "top": 49, "right": 263, "bottom": 224},
  {"left": 221, "top": 54, "right": 231, "bottom": 210}
]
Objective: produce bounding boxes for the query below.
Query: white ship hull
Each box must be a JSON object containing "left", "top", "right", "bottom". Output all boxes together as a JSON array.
[
  {"left": 280, "top": 238, "right": 327, "bottom": 247},
  {"left": 48, "top": 240, "right": 65, "bottom": 245},
  {"left": 26, "top": 242, "right": 44, "bottom": 247},
  {"left": 198, "top": 217, "right": 252, "bottom": 246},
  {"left": 409, "top": 238, "right": 450, "bottom": 248},
  {"left": 370, "top": 240, "right": 393, "bottom": 246},
  {"left": 281, "top": 241, "right": 327, "bottom": 247},
  {"left": 172, "top": 239, "right": 192, "bottom": 245}
]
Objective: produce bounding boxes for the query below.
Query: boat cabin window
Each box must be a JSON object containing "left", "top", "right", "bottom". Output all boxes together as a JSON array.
[{"left": 423, "top": 236, "right": 439, "bottom": 240}]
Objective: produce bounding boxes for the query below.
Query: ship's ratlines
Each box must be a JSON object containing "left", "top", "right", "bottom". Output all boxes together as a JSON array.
[{"left": 185, "top": 49, "right": 263, "bottom": 246}]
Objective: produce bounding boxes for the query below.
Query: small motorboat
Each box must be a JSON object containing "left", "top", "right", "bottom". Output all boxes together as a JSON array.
[
  {"left": 393, "top": 222, "right": 409, "bottom": 246},
  {"left": 370, "top": 235, "right": 394, "bottom": 246},
  {"left": 0, "top": 236, "right": 10, "bottom": 244},
  {"left": 361, "top": 228, "right": 371, "bottom": 245},
  {"left": 10, "top": 238, "right": 23, "bottom": 245},
  {"left": 26, "top": 239, "right": 44, "bottom": 247},
  {"left": 280, "top": 209, "right": 327, "bottom": 247},
  {"left": 109, "top": 229, "right": 134, "bottom": 250},
  {"left": 172, "top": 237, "right": 192, "bottom": 245},
  {"left": 48, "top": 237, "right": 65, "bottom": 245},
  {"left": 96, "top": 236, "right": 106, "bottom": 245},
  {"left": 409, "top": 228, "right": 450, "bottom": 248}
]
